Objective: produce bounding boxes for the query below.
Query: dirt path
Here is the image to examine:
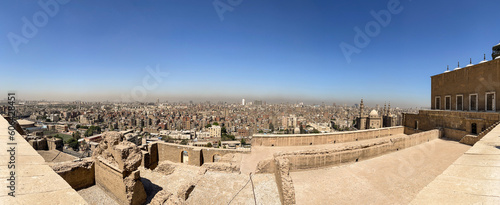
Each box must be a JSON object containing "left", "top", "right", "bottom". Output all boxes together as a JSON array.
[{"left": 291, "top": 139, "right": 471, "bottom": 205}]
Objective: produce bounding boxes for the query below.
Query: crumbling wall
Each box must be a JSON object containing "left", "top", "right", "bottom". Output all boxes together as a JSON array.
[
  {"left": 252, "top": 126, "right": 404, "bottom": 147},
  {"left": 274, "top": 157, "right": 296, "bottom": 205},
  {"left": 50, "top": 159, "right": 95, "bottom": 190},
  {"left": 154, "top": 142, "right": 250, "bottom": 167},
  {"left": 200, "top": 153, "right": 241, "bottom": 173},
  {"left": 201, "top": 148, "right": 249, "bottom": 164},
  {"left": 443, "top": 128, "right": 469, "bottom": 141},
  {"left": 149, "top": 143, "right": 158, "bottom": 169},
  {"left": 47, "top": 137, "right": 63, "bottom": 151},
  {"left": 93, "top": 132, "right": 147, "bottom": 205},
  {"left": 157, "top": 142, "right": 202, "bottom": 166},
  {"left": 255, "top": 159, "right": 275, "bottom": 174}
]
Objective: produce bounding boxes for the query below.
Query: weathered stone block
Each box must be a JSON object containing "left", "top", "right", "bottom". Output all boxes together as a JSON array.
[
  {"left": 93, "top": 132, "right": 147, "bottom": 205},
  {"left": 50, "top": 159, "right": 95, "bottom": 190}
]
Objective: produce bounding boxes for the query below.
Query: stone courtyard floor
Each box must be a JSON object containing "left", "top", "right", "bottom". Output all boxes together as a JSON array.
[{"left": 291, "top": 138, "right": 471, "bottom": 205}]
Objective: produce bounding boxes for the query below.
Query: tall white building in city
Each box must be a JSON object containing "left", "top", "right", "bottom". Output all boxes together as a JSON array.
[{"left": 242, "top": 99, "right": 245, "bottom": 106}]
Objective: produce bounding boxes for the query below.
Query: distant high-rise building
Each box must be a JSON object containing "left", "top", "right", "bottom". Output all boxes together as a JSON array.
[{"left": 242, "top": 99, "right": 245, "bottom": 106}]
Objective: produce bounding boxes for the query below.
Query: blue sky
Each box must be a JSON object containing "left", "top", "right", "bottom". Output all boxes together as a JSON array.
[{"left": 1, "top": 0, "right": 499, "bottom": 107}]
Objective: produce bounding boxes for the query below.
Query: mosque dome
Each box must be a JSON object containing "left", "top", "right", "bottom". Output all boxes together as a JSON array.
[{"left": 369, "top": 110, "right": 379, "bottom": 118}]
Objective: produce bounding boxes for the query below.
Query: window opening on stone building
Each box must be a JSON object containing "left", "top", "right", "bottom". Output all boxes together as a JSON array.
[
  {"left": 456, "top": 95, "right": 463, "bottom": 111},
  {"left": 445, "top": 96, "right": 451, "bottom": 110},
  {"left": 471, "top": 123, "right": 477, "bottom": 135},
  {"left": 486, "top": 92, "right": 495, "bottom": 111},
  {"left": 435, "top": 96, "right": 441, "bottom": 110},
  {"left": 470, "top": 94, "right": 478, "bottom": 111}
]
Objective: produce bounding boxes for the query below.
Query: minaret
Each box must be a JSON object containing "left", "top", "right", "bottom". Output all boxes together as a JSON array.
[
  {"left": 360, "top": 99, "right": 364, "bottom": 117},
  {"left": 387, "top": 102, "right": 391, "bottom": 116},
  {"left": 383, "top": 103, "right": 387, "bottom": 116}
]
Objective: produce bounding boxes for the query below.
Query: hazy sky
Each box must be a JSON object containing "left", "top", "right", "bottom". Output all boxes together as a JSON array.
[{"left": 1, "top": 0, "right": 499, "bottom": 107}]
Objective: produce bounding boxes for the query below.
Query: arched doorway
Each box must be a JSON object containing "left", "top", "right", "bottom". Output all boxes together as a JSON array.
[
  {"left": 471, "top": 123, "right": 477, "bottom": 135},
  {"left": 213, "top": 154, "right": 221, "bottom": 162},
  {"left": 181, "top": 151, "right": 189, "bottom": 164}
]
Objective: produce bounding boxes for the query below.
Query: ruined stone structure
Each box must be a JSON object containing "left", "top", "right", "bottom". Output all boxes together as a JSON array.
[
  {"left": 25, "top": 135, "right": 63, "bottom": 151},
  {"left": 92, "top": 132, "right": 147, "bottom": 205},
  {"left": 154, "top": 142, "right": 249, "bottom": 167}
]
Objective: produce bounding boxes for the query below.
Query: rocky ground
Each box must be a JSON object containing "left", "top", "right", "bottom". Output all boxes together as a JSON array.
[
  {"left": 78, "top": 185, "right": 119, "bottom": 205},
  {"left": 291, "top": 139, "right": 471, "bottom": 205}
]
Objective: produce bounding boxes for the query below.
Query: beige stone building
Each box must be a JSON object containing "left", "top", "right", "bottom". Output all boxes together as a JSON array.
[
  {"left": 431, "top": 43, "right": 500, "bottom": 112},
  {"left": 404, "top": 43, "right": 500, "bottom": 138},
  {"left": 209, "top": 125, "right": 221, "bottom": 138}
]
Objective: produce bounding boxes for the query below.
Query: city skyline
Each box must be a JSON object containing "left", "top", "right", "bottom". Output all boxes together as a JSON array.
[{"left": 1, "top": 0, "right": 500, "bottom": 108}]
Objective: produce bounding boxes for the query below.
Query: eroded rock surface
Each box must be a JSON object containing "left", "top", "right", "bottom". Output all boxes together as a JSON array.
[
  {"left": 154, "top": 162, "right": 177, "bottom": 176},
  {"left": 150, "top": 190, "right": 185, "bottom": 205},
  {"left": 200, "top": 153, "right": 242, "bottom": 173}
]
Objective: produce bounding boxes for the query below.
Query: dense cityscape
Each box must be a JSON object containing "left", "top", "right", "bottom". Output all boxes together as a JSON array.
[{"left": 0, "top": 99, "right": 416, "bottom": 154}]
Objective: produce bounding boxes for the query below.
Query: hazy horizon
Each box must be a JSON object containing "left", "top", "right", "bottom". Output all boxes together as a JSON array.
[{"left": 2, "top": 0, "right": 499, "bottom": 108}]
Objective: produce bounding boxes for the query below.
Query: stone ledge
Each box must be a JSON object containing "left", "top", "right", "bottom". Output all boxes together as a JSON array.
[
  {"left": 0, "top": 116, "right": 87, "bottom": 204},
  {"left": 411, "top": 123, "right": 500, "bottom": 204}
]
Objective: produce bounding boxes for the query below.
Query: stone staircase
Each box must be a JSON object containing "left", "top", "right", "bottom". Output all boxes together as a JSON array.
[{"left": 459, "top": 121, "right": 500, "bottom": 145}]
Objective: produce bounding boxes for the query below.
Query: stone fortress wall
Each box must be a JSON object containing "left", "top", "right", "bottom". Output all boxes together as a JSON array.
[
  {"left": 255, "top": 129, "right": 440, "bottom": 173},
  {"left": 276, "top": 130, "right": 439, "bottom": 171},
  {"left": 403, "top": 110, "right": 500, "bottom": 142},
  {"left": 252, "top": 126, "right": 404, "bottom": 147}
]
